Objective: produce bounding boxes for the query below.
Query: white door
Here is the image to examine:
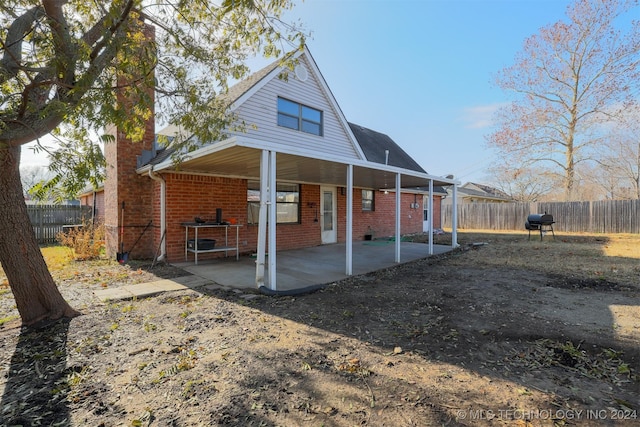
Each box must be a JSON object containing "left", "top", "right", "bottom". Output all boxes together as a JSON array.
[
  {"left": 423, "top": 195, "right": 430, "bottom": 233},
  {"left": 321, "top": 186, "right": 337, "bottom": 244}
]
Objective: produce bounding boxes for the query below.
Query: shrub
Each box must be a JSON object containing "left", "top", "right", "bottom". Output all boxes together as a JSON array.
[{"left": 57, "top": 222, "right": 105, "bottom": 260}]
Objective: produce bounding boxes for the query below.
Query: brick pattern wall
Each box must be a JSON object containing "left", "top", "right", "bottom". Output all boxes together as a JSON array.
[
  {"left": 345, "top": 191, "right": 427, "bottom": 240},
  {"left": 159, "top": 176, "right": 442, "bottom": 263},
  {"left": 162, "top": 177, "right": 325, "bottom": 262},
  {"left": 104, "top": 127, "right": 156, "bottom": 260}
]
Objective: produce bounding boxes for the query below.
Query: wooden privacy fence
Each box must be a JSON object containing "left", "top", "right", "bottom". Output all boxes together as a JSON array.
[
  {"left": 27, "top": 204, "right": 91, "bottom": 244},
  {"left": 442, "top": 200, "right": 640, "bottom": 234}
]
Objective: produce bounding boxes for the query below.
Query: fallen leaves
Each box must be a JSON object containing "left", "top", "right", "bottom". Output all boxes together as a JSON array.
[
  {"left": 510, "top": 339, "right": 638, "bottom": 386},
  {"left": 337, "top": 358, "right": 371, "bottom": 376}
]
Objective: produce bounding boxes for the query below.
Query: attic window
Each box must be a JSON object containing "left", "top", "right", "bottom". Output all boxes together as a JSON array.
[{"left": 277, "top": 97, "right": 323, "bottom": 136}]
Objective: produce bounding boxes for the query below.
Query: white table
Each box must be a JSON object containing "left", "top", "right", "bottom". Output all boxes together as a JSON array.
[{"left": 182, "top": 223, "right": 241, "bottom": 265}]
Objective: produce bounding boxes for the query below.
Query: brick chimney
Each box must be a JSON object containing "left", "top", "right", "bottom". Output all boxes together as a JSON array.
[{"left": 104, "top": 22, "right": 156, "bottom": 260}]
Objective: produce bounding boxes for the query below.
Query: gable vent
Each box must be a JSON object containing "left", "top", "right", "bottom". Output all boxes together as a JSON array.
[{"left": 294, "top": 64, "right": 308, "bottom": 82}]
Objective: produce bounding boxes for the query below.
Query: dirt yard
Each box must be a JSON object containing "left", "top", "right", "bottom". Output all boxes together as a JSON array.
[{"left": 0, "top": 231, "right": 639, "bottom": 426}]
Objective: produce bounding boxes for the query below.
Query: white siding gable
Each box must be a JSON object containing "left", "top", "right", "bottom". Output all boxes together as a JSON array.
[{"left": 229, "top": 55, "right": 363, "bottom": 161}]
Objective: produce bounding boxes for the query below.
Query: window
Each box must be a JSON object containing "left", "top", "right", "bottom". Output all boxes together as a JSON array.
[
  {"left": 277, "top": 97, "right": 323, "bottom": 136},
  {"left": 247, "top": 181, "right": 300, "bottom": 224},
  {"left": 362, "top": 189, "right": 375, "bottom": 211}
]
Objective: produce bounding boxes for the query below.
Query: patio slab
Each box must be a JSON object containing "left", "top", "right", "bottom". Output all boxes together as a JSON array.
[
  {"left": 175, "top": 240, "right": 453, "bottom": 292},
  {"left": 94, "top": 241, "right": 453, "bottom": 301},
  {"left": 94, "top": 275, "right": 212, "bottom": 301}
]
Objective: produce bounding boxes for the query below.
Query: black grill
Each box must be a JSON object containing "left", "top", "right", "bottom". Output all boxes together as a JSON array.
[{"left": 525, "top": 212, "right": 555, "bottom": 240}]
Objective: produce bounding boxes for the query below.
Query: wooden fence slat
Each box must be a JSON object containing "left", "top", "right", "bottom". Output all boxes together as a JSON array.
[
  {"left": 27, "top": 205, "right": 92, "bottom": 244},
  {"left": 442, "top": 199, "right": 640, "bottom": 234}
]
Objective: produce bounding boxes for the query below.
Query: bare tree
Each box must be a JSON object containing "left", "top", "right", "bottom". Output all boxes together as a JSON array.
[
  {"left": 596, "top": 124, "right": 640, "bottom": 199},
  {"left": 488, "top": 159, "right": 557, "bottom": 202},
  {"left": 488, "top": 0, "right": 640, "bottom": 201},
  {"left": 19, "top": 165, "right": 51, "bottom": 197}
]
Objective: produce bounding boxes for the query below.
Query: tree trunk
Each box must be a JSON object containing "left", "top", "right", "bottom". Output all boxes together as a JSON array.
[{"left": 0, "top": 145, "right": 80, "bottom": 325}]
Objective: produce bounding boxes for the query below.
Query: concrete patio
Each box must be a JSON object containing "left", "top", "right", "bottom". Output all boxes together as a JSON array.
[{"left": 173, "top": 240, "right": 453, "bottom": 293}]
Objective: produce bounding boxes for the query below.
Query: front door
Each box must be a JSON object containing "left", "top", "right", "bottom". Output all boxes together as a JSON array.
[{"left": 321, "top": 186, "right": 337, "bottom": 244}]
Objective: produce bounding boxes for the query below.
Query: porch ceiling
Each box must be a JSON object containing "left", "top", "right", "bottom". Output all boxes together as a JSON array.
[{"left": 154, "top": 144, "right": 453, "bottom": 190}]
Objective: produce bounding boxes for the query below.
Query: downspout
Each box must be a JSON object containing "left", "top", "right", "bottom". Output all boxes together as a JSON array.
[{"left": 148, "top": 166, "right": 166, "bottom": 261}]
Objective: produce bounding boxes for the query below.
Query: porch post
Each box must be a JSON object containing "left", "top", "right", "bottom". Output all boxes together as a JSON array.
[
  {"left": 268, "top": 151, "right": 277, "bottom": 289},
  {"left": 255, "top": 150, "right": 269, "bottom": 288},
  {"left": 452, "top": 183, "right": 459, "bottom": 248},
  {"left": 428, "top": 179, "right": 434, "bottom": 255},
  {"left": 395, "top": 173, "right": 401, "bottom": 263},
  {"left": 346, "top": 164, "right": 353, "bottom": 276}
]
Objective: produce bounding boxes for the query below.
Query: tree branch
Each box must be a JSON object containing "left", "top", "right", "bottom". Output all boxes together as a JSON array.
[{"left": 0, "top": 6, "right": 45, "bottom": 85}]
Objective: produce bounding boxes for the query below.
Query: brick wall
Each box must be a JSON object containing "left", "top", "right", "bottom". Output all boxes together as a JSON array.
[
  {"left": 104, "top": 129, "right": 155, "bottom": 259},
  {"left": 162, "top": 176, "right": 324, "bottom": 262},
  {"left": 159, "top": 176, "right": 442, "bottom": 262},
  {"left": 346, "top": 191, "right": 427, "bottom": 239}
]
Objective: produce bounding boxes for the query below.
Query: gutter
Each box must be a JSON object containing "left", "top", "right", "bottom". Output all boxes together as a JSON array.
[{"left": 148, "top": 166, "right": 166, "bottom": 261}]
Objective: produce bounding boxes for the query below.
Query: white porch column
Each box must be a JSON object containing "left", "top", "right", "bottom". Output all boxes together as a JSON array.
[
  {"left": 452, "top": 183, "right": 459, "bottom": 248},
  {"left": 255, "top": 150, "right": 269, "bottom": 288},
  {"left": 428, "top": 179, "right": 434, "bottom": 255},
  {"left": 346, "top": 164, "right": 353, "bottom": 276},
  {"left": 268, "top": 151, "right": 277, "bottom": 289},
  {"left": 395, "top": 173, "right": 401, "bottom": 263}
]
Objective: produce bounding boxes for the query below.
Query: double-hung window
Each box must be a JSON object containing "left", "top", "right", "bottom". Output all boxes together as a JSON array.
[
  {"left": 277, "top": 97, "right": 323, "bottom": 136},
  {"left": 362, "top": 189, "right": 375, "bottom": 211}
]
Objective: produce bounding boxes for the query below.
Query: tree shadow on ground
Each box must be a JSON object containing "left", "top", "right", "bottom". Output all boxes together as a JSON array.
[
  {"left": 1, "top": 319, "right": 72, "bottom": 425},
  {"left": 198, "top": 249, "right": 640, "bottom": 423}
]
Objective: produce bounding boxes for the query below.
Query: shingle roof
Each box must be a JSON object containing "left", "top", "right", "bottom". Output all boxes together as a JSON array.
[
  {"left": 465, "top": 182, "right": 510, "bottom": 199},
  {"left": 348, "top": 123, "right": 425, "bottom": 173},
  {"left": 221, "top": 57, "right": 284, "bottom": 105},
  {"left": 459, "top": 182, "right": 511, "bottom": 200}
]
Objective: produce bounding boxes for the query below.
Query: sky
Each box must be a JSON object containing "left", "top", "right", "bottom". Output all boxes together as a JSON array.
[
  {"left": 21, "top": 0, "right": 578, "bottom": 185},
  {"left": 275, "top": 0, "right": 576, "bottom": 184}
]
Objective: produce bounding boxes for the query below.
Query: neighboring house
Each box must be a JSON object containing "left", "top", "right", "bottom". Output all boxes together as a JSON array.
[
  {"left": 442, "top": 182, "right": 512, "bottom": 205},
  {"left": 99, "top": 45, "right": 458, "bottom": 290},
  {"left": 78, "top": 186, "right": 105, "bottom": 224}
]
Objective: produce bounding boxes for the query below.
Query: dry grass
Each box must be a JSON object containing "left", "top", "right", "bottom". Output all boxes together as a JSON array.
[
  {"left": 432, "top": 229, "right": 640, "bottom": 286},
  {"left": 0, "top": 246, "right": 73, "bottom": 284},
  {"left": 2, "top": 230, "right": 638, "bottom": 288}
]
